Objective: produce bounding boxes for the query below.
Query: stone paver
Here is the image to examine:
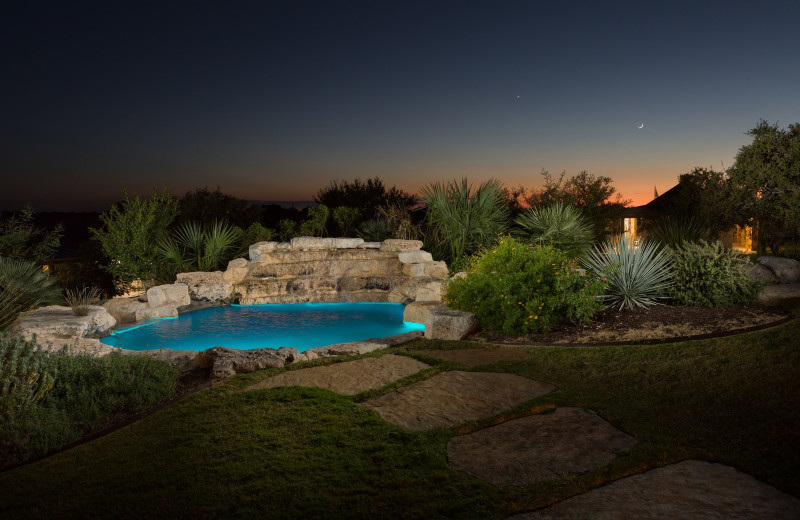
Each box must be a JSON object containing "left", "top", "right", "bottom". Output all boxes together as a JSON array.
[
  {"left": 362, "top": 371, "right": 555, "bottom": 431},
  {"left": 415, "top": 348, "right": 530, "bottom": 367},
  {"left": 244, "top": 355, "right": 430, "bottom": 395},
  {"left": 510, "top": 460, "right": 800, "bottom": 520},
  {"left": 448, "top": 407, "right": 635, "bottom": 486}
]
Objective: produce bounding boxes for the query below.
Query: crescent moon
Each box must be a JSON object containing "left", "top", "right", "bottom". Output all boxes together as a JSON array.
[{"left": 638, "top": 123, "right": 644, "bottom": 129}]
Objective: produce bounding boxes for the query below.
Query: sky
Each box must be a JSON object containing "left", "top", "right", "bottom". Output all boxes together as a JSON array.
[{"left": 2, "top": 0, "right": 799, "bottom": 211}]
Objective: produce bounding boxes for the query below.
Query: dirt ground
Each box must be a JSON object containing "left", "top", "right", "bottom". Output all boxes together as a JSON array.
[{"left": 467, "top": 304, "right": 790, "bottom": 346}]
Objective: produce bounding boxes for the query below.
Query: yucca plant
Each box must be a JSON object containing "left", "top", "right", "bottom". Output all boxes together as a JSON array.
[
  {"left": 421, "top": 178, "right": 509, "bottom": 263},
  {"left": 159, "top": 221, "right": 240, "bottom": 274},
  {"left": 643, "top": 216, "right": 710, "bottom": 250},
  {"left": 583, "top": 234, "right": 675, "bottom": 310},
  {"left": 0, "top": 256, "right": 62, "bottom": 331},
  {"left": 64, "top": 286, "right": 101, "bottom": 316},
  {"left": 515, "top": 202, "right": 594, "bottom": 256}
]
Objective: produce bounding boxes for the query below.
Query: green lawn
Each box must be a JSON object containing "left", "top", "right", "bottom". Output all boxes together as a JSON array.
[{"left": 1, "top": 303, "right": 798, "bottom": 520}]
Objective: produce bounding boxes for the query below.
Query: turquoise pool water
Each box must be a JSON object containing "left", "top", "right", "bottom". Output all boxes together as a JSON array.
[{"left": 99, "top": 302, "right": 425, "bottom": 353}]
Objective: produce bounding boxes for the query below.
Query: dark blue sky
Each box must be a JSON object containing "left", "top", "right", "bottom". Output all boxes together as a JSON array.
[{"left": 2, "top": 0, "right": 799, "bottom": 210}]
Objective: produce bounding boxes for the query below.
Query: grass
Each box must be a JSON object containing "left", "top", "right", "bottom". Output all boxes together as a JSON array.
[{"left": 1, "top": 302, "right": 798, "bottom": 519}]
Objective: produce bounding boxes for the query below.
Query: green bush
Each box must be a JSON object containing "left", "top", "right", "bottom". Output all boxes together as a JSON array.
[
  {"left": 357, "top": 217, "right": 391, "bottom": 242},
  {"left": 583, "top": 235, "right": 674, "bottom": 310},
  {"left": 514, "top": 202, "right": 594, "bottom": 256},
  {"left": 444, "top": 237, "right": 606, "bottom": 335},
  {"left": 643, "top": 216, "right": 710, "bottom": 250},
  {"left": 669, "top": 241, "right": 762, "bottom": 307},
  {"left": 0, "top": 340, "right": 176, "bottom": 469},
  {"left": 0, "top": 256, "right": 62, "bottom": 331}
]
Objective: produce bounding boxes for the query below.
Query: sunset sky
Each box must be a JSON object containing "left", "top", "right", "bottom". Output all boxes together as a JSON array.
[{"left": 2, "top": 0, "right": 799, "bottom": 210}]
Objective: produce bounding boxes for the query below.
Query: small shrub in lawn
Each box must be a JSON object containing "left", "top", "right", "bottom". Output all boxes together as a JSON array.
[
  {"left": 669, "top": 240, "right": 762, "bottom": 307},
  {"left": 0, "top": 340, "right": 177, "bottom": 469},
  {"left": 444, "top": 236, "right": 606, "bottom": 335}
]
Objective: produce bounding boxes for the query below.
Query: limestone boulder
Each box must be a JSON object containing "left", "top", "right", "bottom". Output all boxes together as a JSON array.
[
  {"left": 389, "top": 278, "right": 443, "bottom": 303},
  {"left": 742, "top": 262, "right": 777, "bottom": 283},
  {"left": 13, "top": 305, "right": 117, "bottom": 341},
  {"left": 424, "top": 306, "right": 478, "bottom": 340},
  {"left": 248, "top": 241, "right": 278, "bottom": 262},
  {"left": 402, "top": 261, "right": 448, "bottom": 280},
  {"left": 403, "top": 301, "right": 439, "bottom": 324},
  {"left": 380, "top": 239, "right": 423, "bottom": 252},
  {"left": 196, "top": 346, "right": 298, "bottom": 378},
  {"left": 222, "top": 258, "right": 249, "bottom": 284},
  {"left": 135, "top": 304, "right": 179, "bottom": 321},
  {"left": 132, "top": 349, "right": 200, "bottom": 375},
  {"left": 176, "top": 271, "right": 233, "bottom": 301},
  {"left": 103, "top": 296, "right": 147, "bottom": 324},
  {"left": 291, "top": 237, "right": 336, "bottom": 250},
  {"left": 333, "top": 237, "right": 364, "bottom": 248},
  {"left": 146, "top": 283, "right": 190, "bottom": 307},
  {"left": 358, "top": 242, "right": 382, "bottom": 249},
  {"left": 757, "top": 256, "right": 800, "bottom": 283},
  {"left": 398, "top": 250, "right": 433, "bottom": 264}
]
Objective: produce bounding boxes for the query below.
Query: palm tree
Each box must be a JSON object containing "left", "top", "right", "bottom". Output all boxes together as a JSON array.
[
  {"left": 0, "top": 256, "right": 61, "bottom": 331},
  {"left": 420, "top": 178, "right": 509, "bottom": 264},
  {"left": 158, "top": 221, "right": 240, "bottom": 277},
  {"left": 515, "top": 202, "right": 594, "bottom": 256}
]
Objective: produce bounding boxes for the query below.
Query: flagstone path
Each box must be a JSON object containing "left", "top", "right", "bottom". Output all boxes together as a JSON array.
[
  {"left": 362, "top": 371, "right": 555, "bottom": 431},
  {"left": 244, "top": 355, "right": 429, "bottom": 395},
  {"left": 510, "top": 460, "right": 800, "bottom": 520},
  {"left": 447, "top": 407, "right": 636, "bottom": 486},
  {"left": 245, "top": 349, "right": 799, "bottom": 518}
]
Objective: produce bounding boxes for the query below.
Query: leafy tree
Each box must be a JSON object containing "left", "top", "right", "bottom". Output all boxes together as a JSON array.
[
  {"left": 299, "top": 204, "right": 329, "bottom": 237},
  {"left": 177, "top": 187, "right": 253, "bottom": 227},
  {"left": 524, "top": 170, "right": 629, "bottom": 241},
  {"left": 421, "top": 178, "right": 509, "bottom": 264},
  {"left": 91, "top": 190, "right": 179, "bottom": 293},
  {"left": 0, "top": 205, "right": 63, "bottom": 266},
  {"left": 653, "top": 167, "right": 736, "bottom": 237},
  {"left": 728, "top": 120, "right": 800, "bottom": 254},
  {"left": 314, "top": 177, "right": 416, "bottom": 220},
  {"left": 331, "top": 207, "right": 361, "bottom": 237}
]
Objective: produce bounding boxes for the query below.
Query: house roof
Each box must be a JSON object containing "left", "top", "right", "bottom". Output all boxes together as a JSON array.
[{"left": 621, "top": 184, "right": 681, "bottom": 217}]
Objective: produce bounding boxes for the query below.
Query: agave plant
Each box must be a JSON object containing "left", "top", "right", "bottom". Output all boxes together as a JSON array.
[
  {"left": 583, "top": 235, "right": 674, "bottom": 310},
  {"left": 0, "top": 256, "right": 62, "bottom": 331},
  {"left": 159, "top": 221, "right": 240, "bottom": 274},
  {"left": 515, "top": 202, "right": 594, "bottom": 256},
  {"left": 643, "top": 216, "right": 710, "bottom": 251},
  {"left": 420, "top": 178, "right": 509, "bottom": 263}
]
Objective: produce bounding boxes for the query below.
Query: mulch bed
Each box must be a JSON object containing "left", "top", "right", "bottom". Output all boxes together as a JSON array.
[{"left": 467, "top": 304, "right": 791, "bottom": 346}]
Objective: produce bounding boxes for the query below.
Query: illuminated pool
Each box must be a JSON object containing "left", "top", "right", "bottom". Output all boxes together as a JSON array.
[{"left": 99, "top": 302, "right": 424, "bottom": 353}]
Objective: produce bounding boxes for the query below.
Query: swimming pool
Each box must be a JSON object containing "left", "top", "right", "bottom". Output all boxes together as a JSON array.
[{"left": 100, "top": 302, "right": 425, "bottom": 353}]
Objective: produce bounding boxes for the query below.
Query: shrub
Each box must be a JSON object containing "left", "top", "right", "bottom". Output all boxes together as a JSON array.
[
  {"left": 444, "top": 237, "right": 606, "bottom": 335},
  {"left": 299, "top": 204, "right": 330, "bottom": 237},
  {"left": 63, "top": 286, "right": 101, "bottom": 316},
  {"left": 514, "top": 202, "right": 594, "bottom": 256},
  {"left": 332, "top": 206, "right": 362, "bottom": 237},
  {"left": 583, "top": 235, "right": 674, "bottom": 310},
  {"left": 0, "top": 342, "right": 176, "bottom": 469},
  {"left": 643, "top": 216, "right": 710, "bottom": 250},
  {"left": 669, "top": 241, "right": 762, "bottom": 307},
  {"left": 357, "top": 218, "right": 391, "bottom": 242}
]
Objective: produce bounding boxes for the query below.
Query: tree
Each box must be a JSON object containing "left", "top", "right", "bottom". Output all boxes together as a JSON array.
[
  {"left": 652, "top": 167, "right": 735, "bottom": 237},
  {"left": 728, "top": 120, "right": 800, "bottom": 254},
  {"left": 177, "top": 187, "right": 255, "bottom": 228},
  {"left": 90, "top": 190, "right": 179, "bottom": 293},
  {"left": 421, "top": 178, "right": 509, "bottom": 264},
  {"left": 314, "top": 177, "right": 416, "bottom": 220},
  {"left": 0, "top": 205, "right": 63, "bottom": 266}
]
